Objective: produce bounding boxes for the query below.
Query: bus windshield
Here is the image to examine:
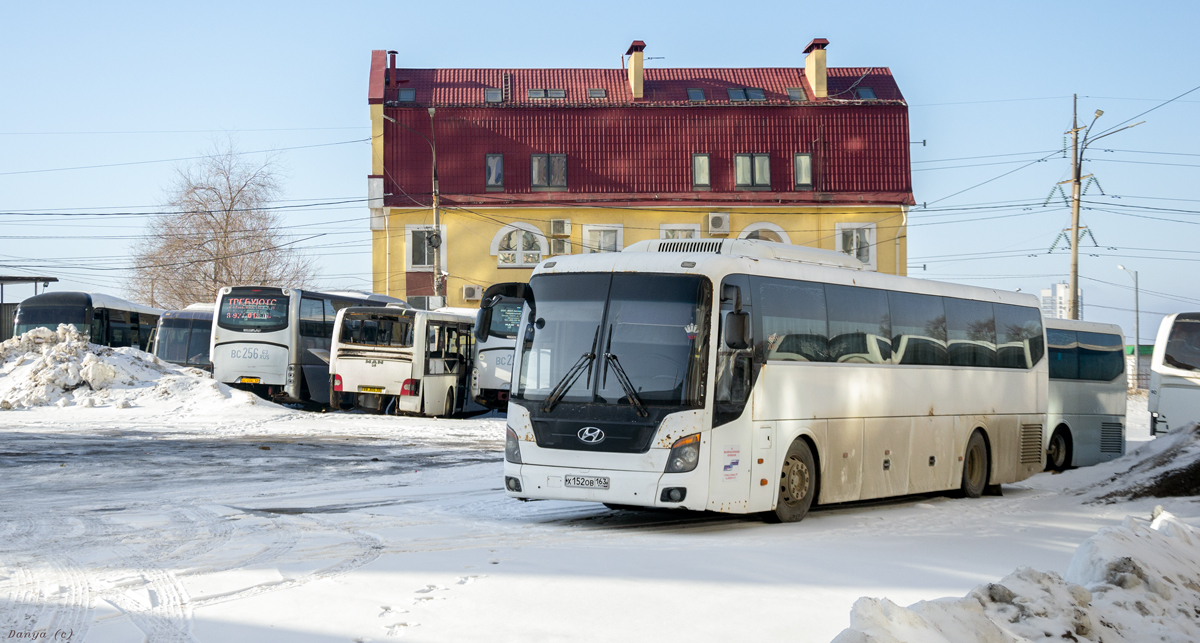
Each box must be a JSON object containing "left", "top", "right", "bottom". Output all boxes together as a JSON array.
[
  {"left": 14, "top": 306, "right": 87, "bottom": 336},
  {"left": 218, "top": 288, "right": 289, "bottom": 333},
  {"left": 1165, "top": 315, "right": 1200, "bottom": 372},
  {"left": 157, "top": 318, "right": 212, "bottom": 366},
  {"left": 514, "top": 273, "right": 711, "bottom": 408},
  {"left": 339, "top": 311, "right": 414, "bottom": 347}
]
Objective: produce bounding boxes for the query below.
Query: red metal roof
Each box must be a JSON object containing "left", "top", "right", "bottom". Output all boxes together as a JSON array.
[{"left": 379, "top": 66, "right": 903, "bottom": 107}]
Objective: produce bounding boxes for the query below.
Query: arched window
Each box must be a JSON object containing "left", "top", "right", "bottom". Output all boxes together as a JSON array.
[
  {"left": 738, "top": 222, "right": 791, "bottom": 245},
  {"left": 490, "top": 223, "right": 548, "bottom": 268}
]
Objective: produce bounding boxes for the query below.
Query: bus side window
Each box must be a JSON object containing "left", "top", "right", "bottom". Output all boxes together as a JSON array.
[
  {"left": 324, "top": 300, "right": 338, "bottom": 340},
  {"left": 109, "top": 309, "right": 133, "bottom": 348},
  {"left": 90, "top": 309, "right": 107, "bottom": 343}
]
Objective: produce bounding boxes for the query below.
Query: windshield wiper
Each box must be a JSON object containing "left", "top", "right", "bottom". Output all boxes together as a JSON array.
[
  {"left": 540, "top": 327, "right": 599, "bottom": 413},
  {"left": 604, "top": 351, "right": 648, "bottom": 417}
]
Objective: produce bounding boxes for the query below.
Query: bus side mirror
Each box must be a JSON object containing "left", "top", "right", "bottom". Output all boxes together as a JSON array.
[
  {"left": 474, "top": 304, "right": 494, "bottom": 342},
  {"left": 724, "top": 311, "right": 750, "bottom": 349}
]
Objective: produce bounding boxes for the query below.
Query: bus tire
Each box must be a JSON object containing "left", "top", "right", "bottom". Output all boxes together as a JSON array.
[
  {"left": 1045, "top": 427, "right": 1072, "bottom": 472},
  {"left": 959, "top": 430, "right": 989, "bottom": 498},
  {"left": 764, "top": 440, "right": 817, "bottom": 523},
  {"left": 442, "top": 389, "right": 455, "bottom": 418}
]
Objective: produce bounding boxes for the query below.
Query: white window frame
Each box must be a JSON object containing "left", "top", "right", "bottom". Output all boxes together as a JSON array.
[
  {"left": 835, "top": 222, "right": 877, "bottom": 271},
  {"left": 489, "top": 222, "right": 548, "bottom": 269},
  {"left": 660, "top": 223, "right": 702, "bottom": 240},
  {"left": 581, "top": 224, "right": 624, "bottom": 254},
  {"left": 737, "top": 222, "right": 791, "bottom": 245},
  {"left": 405, "top": 224, "right": 447, "bottom": 272}
]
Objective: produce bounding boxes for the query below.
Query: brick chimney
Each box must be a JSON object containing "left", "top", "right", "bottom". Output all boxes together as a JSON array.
[
  {"left": 626, "top": 40, "right": 646, "bottom": 100},
  {"left": 804, "top": 38, "right": 829, "bottom": 99}
]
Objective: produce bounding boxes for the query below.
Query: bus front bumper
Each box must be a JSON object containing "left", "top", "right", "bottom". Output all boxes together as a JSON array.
[{"left": 503, "top": 461, "right": 706, "bottom": 511}]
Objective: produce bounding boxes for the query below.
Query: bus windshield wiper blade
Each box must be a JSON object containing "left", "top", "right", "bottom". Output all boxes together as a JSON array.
[
  {"left": 604, "top": 352, "right": 648, "bottom": 417},
  {"left": 541, "top": 328, "right": 599, "bottom": 413}
]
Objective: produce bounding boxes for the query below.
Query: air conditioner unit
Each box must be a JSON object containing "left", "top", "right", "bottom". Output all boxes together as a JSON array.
[
  {"left": 708, "top": 212, "right": 730, "bottom": 236},
  {"left": 462, "top": 284, "right": 483, "bottom": 300},
  {"left": 550, "top": 238, "right": 571, "bottom": 255},
  {"left": 551, "top": 219, "right": 571, "bottom": 237}
]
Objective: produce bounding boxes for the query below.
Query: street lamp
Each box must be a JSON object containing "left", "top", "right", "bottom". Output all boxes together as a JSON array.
[{"left": 1118, "top": 264, "right": 1140, "bottom": 389}]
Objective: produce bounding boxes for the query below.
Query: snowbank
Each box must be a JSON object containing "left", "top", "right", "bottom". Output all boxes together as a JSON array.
[
  {"left": 0, "top": 324, "right": 264, "bottom": 411},
  {"left": 832, "top": 509, "right": 1200, "bottom": 643},
  {"left": 1086, "top": 422, "right": 1200, "bottom": 501}
]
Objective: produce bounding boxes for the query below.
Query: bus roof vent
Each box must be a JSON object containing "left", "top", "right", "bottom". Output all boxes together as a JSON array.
[{"left": 654, "top": 240, "right": 724, "bottom": 253}]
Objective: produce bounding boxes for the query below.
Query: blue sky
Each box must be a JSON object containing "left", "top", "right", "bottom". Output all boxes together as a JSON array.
[{"left": 2, "top": 0, "right": 1198, "bottom": 344}]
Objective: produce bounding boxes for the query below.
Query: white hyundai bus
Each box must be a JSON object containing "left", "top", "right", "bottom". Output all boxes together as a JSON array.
[
  {"left": 1149, "top": 313, "right": 1200, "bottom": 434},
  {"left": 472, "top": 283, "right": 525, "bottom": 410},
  {"left": 1044, "top": 318, "right": 1126, "bottom": 469},
  {"left": 211, "top": 286, "right": 404, "bottom": 405},
  {"left": 329, "top": 305, "right": 475, "bottom": 416},
  {"left": 502, "top": 239, "right": 1048, "bottom": 523}
]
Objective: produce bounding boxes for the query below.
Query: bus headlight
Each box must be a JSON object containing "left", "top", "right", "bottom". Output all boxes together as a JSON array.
[
  {"left": 505, "top": 427, "right": 522, "bottom": 464},
  {"left": 665, "top": 434, "right": 701, "bottom": 473}
]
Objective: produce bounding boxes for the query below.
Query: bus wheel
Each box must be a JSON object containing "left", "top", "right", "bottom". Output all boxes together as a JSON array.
[
  {"left": 959, "top": 430, "right": 989, "bottom": 498},
  {"left": 1046, "top": 428, "right": 1072, "bottom": 472},
  {"left": 764, "top": 440, "right": 816, "bottom": 523},
  {"left": 442, "top": 389, "right": 455, "bottom": 418}
]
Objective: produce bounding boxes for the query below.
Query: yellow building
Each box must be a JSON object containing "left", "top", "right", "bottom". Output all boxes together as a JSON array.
[{"left": 367, "top": 39, "right": 913, "bottom": 308}]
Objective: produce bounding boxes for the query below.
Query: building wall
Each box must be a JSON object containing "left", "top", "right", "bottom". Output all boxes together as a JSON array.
[{"left": 371, "top": 204, "right": 907, "bottom": 307}]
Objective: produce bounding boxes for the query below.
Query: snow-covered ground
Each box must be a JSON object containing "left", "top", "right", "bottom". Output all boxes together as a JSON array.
[{"left": 2, "top": 330, "right": 1198, "bottom": 642}]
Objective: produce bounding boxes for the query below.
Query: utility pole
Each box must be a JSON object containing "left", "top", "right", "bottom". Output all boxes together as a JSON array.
[
  {"left": 1119, "top": 265, "right": 1141, "bottom": 388},
  {"left": 1068, "top": 94, "right": 1083, "bottom": 320},
  {"left": 428, "top": 107, "right": 442, "bottom": 302}
]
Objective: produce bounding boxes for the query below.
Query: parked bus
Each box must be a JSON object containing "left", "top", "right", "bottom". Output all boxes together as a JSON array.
[
  {"left": 13, "top": 291, "right": 162, "bottom": 351},
  {"left": 472, "top": 283, "right": 526, "bottom": 410},
  {"left": 501, "top": 238, "right": 1047, "bottom": 522},
  {"left": 329, "top": 305, "right": 476, "bottom": 416},
  {"left": 1043, "top": 318, "right": 1126, "bottom": 470},
  {"left": 210, "top": 286, "right": 405, "bottom": 404},
  {"left": 150, "top": 303, "right": 216, "bottom": 371},
  {"left": 1149, "top": 312, "right": 1200, "bottom": 434}
]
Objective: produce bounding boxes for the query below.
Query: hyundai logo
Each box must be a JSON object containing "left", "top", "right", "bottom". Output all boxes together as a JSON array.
[{"left": 577, "top": 427, "right": 605, "bottom": 444}]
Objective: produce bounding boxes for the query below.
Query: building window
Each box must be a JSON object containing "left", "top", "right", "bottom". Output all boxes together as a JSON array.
[
  {"left": 528, "top": 89, "right": 545, "bottom": 99},
  {"left": 547, "top": 88, "right": 566, "bottom": 98},
  {"left": 745, "top": 88, "right": 766, "bottom": 101},
  {"left": 660, "top": 224, "right": 701, "bottom": 239},
  {"left": 582, "top": 224, "right": 623, "bottom": 253},
  {"left": 692, "top": 154, "right": 710, "bottom": 189},
  {"left": 484, "top": 88, "right": 503, "bottom": 102},
  {"left": 786, "top": 87, "right": 807, "bottom": 101},
  {"left": 397, "top": 89, "right": 416, "bottom": 102},
  {"left": 485, "top": 154, "right": 504, "bottom": 189},
  {"left": 727, "top": 88, "right": 747, "bottom": 102},
  {"left": 835, "top": 222, "right": 877, "bottom": 271},
  {"left": 687, "top": 88, "right": 705, "bottom": 102},
  {"left": 735, "top": 154, "right": 771, "bottom": 189},
  {"left": 587, "top": 88, "right": 606, "bottom": 99},
  {"left": 738, "top": 222, "right": 791, "bottom": 245},
  {"left": 856, "top": 87, "right": 877, "bottom": 100},
  {"left": 531, "top": 154, "right": 567, "bottom": 189},
  {"left": 405, "top": 225, "right": 445, "bottom": 272},
  {"left": 497, "top": 229, "right": 542, "bottom": 267},
  {"left": 794, "top": 153, "right": 813, "bottom": 190}
]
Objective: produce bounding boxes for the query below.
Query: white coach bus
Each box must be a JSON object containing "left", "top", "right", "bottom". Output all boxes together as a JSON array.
[
  {"left": 211, "top": 286, "right": 404, "bottom": 404},
  {"left": 472, "top": 283, "right": 526, "bottom": 410},
  {"left": 502, "top": 239, "right": 1047, "bottom": 523},
  {"left": 329, "top": 305, "right": 475, "bottom": 416},
  {"left": 1149, "top": 313, "right": 1200, "bottom": 434},
  {"left": 1044, "top": 318, "right": 1126, "bottom": 470}
]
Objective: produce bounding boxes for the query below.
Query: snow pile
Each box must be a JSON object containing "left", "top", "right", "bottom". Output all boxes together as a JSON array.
[
  {"left": 1087, "top": 422, "right": 1200, "bottom": 501},
  {"left": 832, "top": 509, "right": 1200, "bottom": 643},
  {"left": 0, "top": 324, "right": 260, "bottom": 411}
]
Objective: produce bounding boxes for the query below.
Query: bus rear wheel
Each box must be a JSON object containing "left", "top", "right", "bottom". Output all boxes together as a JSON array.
[
  {"left": 959, "top": 430, "right": 989, "bottom": 498},
  {"left": 764, "top": 440, "right": 816, "bottom": 523},
  {"left": 1046, "top": 428, "right": 1072, "bottom": 472},
  {"left": 441, "top": 389, "right": 455, "bottom": 418}
]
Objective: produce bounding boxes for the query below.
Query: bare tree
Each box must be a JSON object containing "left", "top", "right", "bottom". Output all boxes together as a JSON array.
[{"left": 126, "top": 140, "right": 316, "bottom": 309}]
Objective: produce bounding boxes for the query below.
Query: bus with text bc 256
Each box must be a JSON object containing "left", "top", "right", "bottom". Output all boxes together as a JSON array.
[
  {"left": 329, "top": 305, "right": 475, "bottom": 416},
  {"left": 472, "top": 283, "right": 525, "bottom": 410},
  {"left": 1044, "top": 318, "right": 1126, "bottom": 469},
  {"left": 1150, "top": 313, "right": 1200, "bottom": 434},
  {"left": 502, "top": 239, "right": 1047, "bottom": 522},
  {"left": 210, "top": 286, "right": 404, "bottom": 404}
]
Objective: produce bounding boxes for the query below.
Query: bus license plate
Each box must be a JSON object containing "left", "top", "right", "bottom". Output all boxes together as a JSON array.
[
  {"left": 564, "top": 475, "right": 609, "bottom": 490},
  {"left": 239, "top": 377, "right": 261, "bottom": 384},
  {"left": 359, "top": 386, "right": 383, "bottom": 393}
]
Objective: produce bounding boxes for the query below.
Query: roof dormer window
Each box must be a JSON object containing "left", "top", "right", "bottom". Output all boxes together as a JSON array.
[
  {"left": 687, "top": 88, "right": 705, "bottom": 102},
  {"left": 587, "top": 88, "right": 607, "bottom": 99},
  {"left": 786, "top": 87, "right": 807, "bottom": 101},
  {"left": 745, "top": 88, "right": 766, "bottom": 101},
  {"left": 855, "top": 87, "right": 877, "bottom": 100},
  {"left": 547, "top": 88, "right": 566, "bottom": 98},
  {"left": 528, "top": 89, "right": 545, "bottom": 99},
  {"left": 484, "top": 88, "right": 503, "bottom": 103},
  {"left": 397, "top": 89, "right": 416, "bottom": 102},
  {"left": 727, "top": 88, "right": 746, "bottom": 102}
]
